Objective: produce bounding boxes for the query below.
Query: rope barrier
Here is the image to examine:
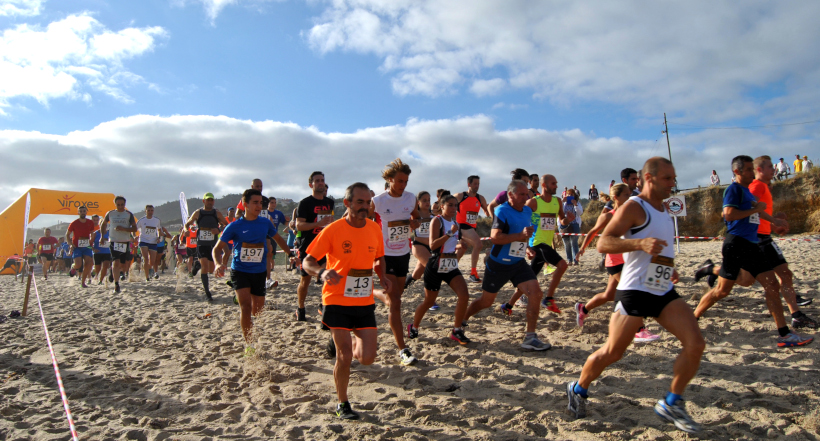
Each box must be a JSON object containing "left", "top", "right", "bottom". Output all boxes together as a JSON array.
[
  {"left": 31, "top": 276, "right": 80, "bottom": 441},
  {"left": 478, "top": 234, "right": 820, "bottom": 241}
]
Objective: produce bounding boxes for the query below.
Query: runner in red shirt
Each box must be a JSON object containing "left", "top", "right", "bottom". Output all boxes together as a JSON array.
[
  {"left": 37, "top": 228, "right": 59, "bottom": 279},
  {"left": 66, "top": 206, "right": 96, "bottom": 287}
]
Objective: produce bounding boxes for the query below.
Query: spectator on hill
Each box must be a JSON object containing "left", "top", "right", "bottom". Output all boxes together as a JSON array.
[
  {"left": 794, "top": 154, "right": 803, "bottom": 174},
  {"left": 588, "top": 184, "right": 599, "bottom": 201},
  {"left": 710, "top": 170, "right": 720, "bottom": 186},
  {"left": 803, "top": 155, "right": 813, "bottom": 172},
  {"left": 775, "top": 158, "right": 790, "bottom": 181}
]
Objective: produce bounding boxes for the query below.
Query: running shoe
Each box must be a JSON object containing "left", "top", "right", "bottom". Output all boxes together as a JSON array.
[
  {"left": 295, "top": 307, "right": 306, "bottom": 322},
  {"left": 792, "top": 314, "right": 819, "bottom": 329},
  {"left": 543, "top": 264, "right": 556, "bottom": 275},
  {"left": 706, "top": 274, "right": 717, "bottom": 288},
  {"left": 233, "top": 295, "right": 239, "bottom": 305},
  {"left": 520, "top": 295, "right": 528, "bottom": 305},
  {"left": 265, "top": 279, "right": 278, "bottom": 289},
  {"left": 694, "top": 259, "right": 713, "bottom": 282},
  {"left": 91, "top": 271, "right": 96, "bottom": 278},
  {"left": 574, "top": 302, "right": 588, "bottom": 328},
  {"left": 406, "top": 324, "right": 419, "bottom": 339},
  {"left": 429, "top": 303, "right": 440, "bottom": 311},
  {"left": 498, "top": 302, "right": 513, "bottom": 316},
  {"left": 120, "top": 272, "right": 126, "bottom": 281},
  {"left": 335, "top": 402, "right": 359, "bottom": 420},
  {"left": 404, "top": 277, "right": 416, "bottom": 289},
  {"left": 326, "top": 336, "right": 336, "bottom": 358},
  {"left": 542, "top": 297, "right": 562, "bottom": 314},
  {"left": 566, "top": 381, "right": 587, "bottom": 418},
  {"left": 81, "top": 281, "right": 88, "bottom": 288},
  {"left": 188, "top": 272, "right": 194, "bottom": 278},
  {"left": 450, "top": 328, "right": 471, "bottom": 344},
  {"left": 149, "top": 269, "right": 155, "bottom": 278},
  {"left": 114, "top": 283, "right": 120, "bottom": 294},
  {"left": 655, "top": 399, "right": 700, "bottom": 433},
  {"left": 776, "top": 332, "right": 813, "bottom": 347},
  {"left": 153, "top": 272, "right": 159, "bottom": 280},
  {"left": 468, "top": 274, "right": 481, "bottom": 283},
  {"left": 399, "top": 348, "right": 418, "bottom": 366},
  {"left": 521, "top": 334, "right": 552, "bottom": 351},
  {"left": 205, "top": 291, "right": 213, "bottom": 302},
  {"left": 796, "top": 295, "right": 813, "bottom": 306},
  {"left": 634, "top": 328, "right": 661, "bottom": 342},
  {"left": 244, "top": 346, "right": 256, "bottom": 358},
  {"left": 97, "top": 280, "right": 103, "bottom": 285},
  {"left": 69, "top": 268, "right": 76, "bottom": 277},
  {"left": 226, "top": 279, "right": 235, "bottom": 288},
  {"left": 461, "top": 319, "right": 469, "bottom": 328}
]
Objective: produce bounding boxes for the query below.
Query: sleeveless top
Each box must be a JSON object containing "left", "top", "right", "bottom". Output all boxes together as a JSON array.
[
  {"left": 433, "top": 215, "right": 460, "bottom": 255},
  {"left": 456, "top": 193, "right": 482, "bottom": 226},
  {"left": 195, "top": 209, "right": 220, "bottom": 245},
  {"left": 604, "top": 206, "right": 624, "bottom": 267},
  {"left": 617, "top": 196, "right": 675, "bottom": 295},
  {"left": 530, "top": 195, "right": 560, "bottom": 247}
]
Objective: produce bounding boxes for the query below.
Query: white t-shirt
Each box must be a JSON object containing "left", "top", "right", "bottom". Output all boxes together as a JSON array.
[
  {"left": 137, "top": 216, "right": 162, "bottom": 244},
  {"left": 373, "top": 190, "right": 416, "bottom": 256}
]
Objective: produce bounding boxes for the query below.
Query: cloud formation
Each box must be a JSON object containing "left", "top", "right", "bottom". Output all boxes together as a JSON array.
[
  {"left": 0, "top": 14, "right": 167, "bottom": 110},
  {"left": 0, "top": 0, "right": 43, "bottom": 17},
  {"left": 307, "top": 1, "right": 820, "bottom": 122}
]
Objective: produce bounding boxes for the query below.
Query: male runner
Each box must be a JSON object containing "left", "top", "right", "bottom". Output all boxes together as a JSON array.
[
  {"left": 57, "top": 238, "right": 71, "bottom": 273},
  {"left": 303, "top": 182, "right": 390, "bottom": 420},
  {"left": 137, "top": 205, "right": 163, "bottom": 281},
  {"left": 37, "top": 228, "right": 59, "bottom": 279},
  {"left": 67, "top": 206, "right": 96, "bottom": 288},
  {"left": 92, "top": 227, "right": 112, "bottom": 285},
  {"left": 237, "top": 178, "right": 263, "bottom": 217},
  {"left": 264, "top": 197, "right": 288, "bottom": 288},
  {"left": 371, "top": 159, "right": 422, "bottom": 365},
  {"left": 453, "top": 175, "right": 491, "bottom": 283},
  {"left": 295, "top": 171, "right": 334, "bottom": 321},
  {"left": 693, "top": 155, "right": 814, "bottom": 347},
  {"left": 487, "top": 169, "right": 531, "bottom": 214},
  {"left": 463, "top": 180, "right": 552, "bottom": 350},
  {"left": 567, "top": 157, "right": 705, "bottom": 433},
  {"left": 500, "top": 174, "right": 571, "bottom": 315},
  {"left": 100, "top": 196, "right": 138, "bottom": 294},
  {"left": 185, "top": 193, "right": 228, "bottom": 302}
]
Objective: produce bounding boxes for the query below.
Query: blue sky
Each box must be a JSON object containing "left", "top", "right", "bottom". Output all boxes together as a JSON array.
[{"left": 2, "top": 0, "right": 819, "bottom": 227}]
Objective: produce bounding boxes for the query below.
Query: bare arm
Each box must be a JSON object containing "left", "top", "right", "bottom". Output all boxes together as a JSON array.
[
  {"left": 490, "top": 226, "right": 532, "bottom": 246},
  {"left": 479, "top": 195, "right": 491, "bottom": 217},
  {"left": 597, "top": 200, "right": 666, "bottom": 255},
  {"left": 578, "top": 211, "right": 612, "bottom": 257},
  {"left": 100, "top": 213, "right": 109, "bottom": 236},
  {"left": 723, "top": 203, "right": 765, "bottom": 222}
]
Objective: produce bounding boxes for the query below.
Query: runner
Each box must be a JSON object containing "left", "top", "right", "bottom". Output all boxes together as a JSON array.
[
  {"left": 302, "top": 182, "right": 389, "bottom": 420},
  {"left": 66, "top": 206, "right": 96, "bottom": 288},
  {"left": 499, "top": 174, "right": 570, "bottom": 316},
  {"left": 294, "top": 171, "right": 334, "bottom": 321},
  {"left": 487, "top": 168, "right": 531, "bottom": 214},
  {"left": 264, "top": 197, "right": 288, "bottom": 289},
  {"left": 36, "top": 228, "right": 59, "bottom": 279},
  {"left": 214, "top": 189, "right": 289, "bottom": 356},
  {"left": 403, "top": 191, "right": 432, "bottom": 292},
  {"left": 371, "top": 159, "right": 422, "bottom": 365},
  {"left": 453, "top": 176, "right": 491, "bottom": 283},
  {"left": 92, "top": 227, "right": 112, "bottom": 285},
  {"left": 137, "top": 205, "right": 164, "bottom": 281},
  {"left": 529, "top": 174, "right": 540, "bottom": 197},
  {"left": 566, "top": 157, "right": 705, "bottom": 433},
  {"left": 156, "top": 229, "right": 171, "bottom": 274},
  {"left": 185, "top": 226, "right": 198, "bottom": 276},
  {"left": 100, "top": 196, "right": 138, "bottom": 294},
  {"left": 237, "top": 178, "right": 263, "bottom": 217},
  {"left": 185, "top": 193, "right": 229, "bottom": 302},
  {"left": 693, "top": 155, "right": 816, "bottom": 346},
  {"left": 285, "top": 208, "right": 298, "bottom": 271},
  {"left": 57, "top": 237, "right": 71, "bottom": 273},
  {"left": 172, "top": 233, "right": 187, "bottom": 273},
  {"left": 462, "top": 180, "right": 552, "bottom": 350},
  {"left": 407, "top": 193, "right": 472, "bottom": 344}
]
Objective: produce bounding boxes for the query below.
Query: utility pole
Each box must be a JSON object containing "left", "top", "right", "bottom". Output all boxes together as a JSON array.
[{"left": 663, "top": 112, "right": 672, "bottom": 163}]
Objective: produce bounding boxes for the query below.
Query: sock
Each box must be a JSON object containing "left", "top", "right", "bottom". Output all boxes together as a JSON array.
[
  {"left": 525, "top": 332, "right": 536, "bottom": 339},
  {"left": 581, "top": 305, "right": 589, "bottom": 314},
  {"left": 792, "top": 311, "right": 805, "bottom": 319},
  {"left": 573, "top": 383, "right": 589, "bottom": 398},
  {"left": 201, "top": 273, "right": 210, "bottom": 292},
  {"left": 778, "top": 326, "right": 790, "bottom": 337},
  {"left": 453, "top": 327, "right": 462, "bottom": 332},
  {"left": 471, "top": 267, "right": 477, "bottom": 275},
  {"left": 665, "top": 392, "right": 682, "bottom": 406}
]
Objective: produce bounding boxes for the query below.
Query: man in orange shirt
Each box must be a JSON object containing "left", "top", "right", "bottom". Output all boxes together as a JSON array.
[{"left": 303, "top": 182, "right": 391, "bottom": 420}]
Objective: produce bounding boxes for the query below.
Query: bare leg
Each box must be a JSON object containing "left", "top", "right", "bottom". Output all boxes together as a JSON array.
[
  {"left": 654, "top": 300, "right": 705, "bottom": 394},
  {"left": 384, "top": 274, "right": 407, "bottom": 350},
  {"left": 332, "top": 328, "right": 377, "bottom": 403}
]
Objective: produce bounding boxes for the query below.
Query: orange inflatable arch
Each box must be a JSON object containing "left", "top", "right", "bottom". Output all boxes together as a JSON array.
[{"left": 0, "top": 189, "right": 116, "bottom": 274}]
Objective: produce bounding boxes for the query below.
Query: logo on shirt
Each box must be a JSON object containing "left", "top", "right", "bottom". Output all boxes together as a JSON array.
[
  {"left": 343, "top": 240, "right": 352, "bottom": 254},
  {"left": 368, "top": 246, "right": 375, "bottom": 252},
  {"left": 383, "top": 208, "right": 392, "bottom": 214}
]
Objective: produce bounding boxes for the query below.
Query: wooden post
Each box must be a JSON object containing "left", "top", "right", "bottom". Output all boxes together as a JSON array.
[{"left": 22, "top": 272, "right": 32, "bottom": 317}]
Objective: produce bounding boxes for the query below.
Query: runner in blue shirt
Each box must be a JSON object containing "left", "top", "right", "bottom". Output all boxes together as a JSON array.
[
  {"left": 264, "top": 197, "right": 290, "bottom": 288},
  {"left": 92, "top": 230, "right": 111, "bottom": 285}
]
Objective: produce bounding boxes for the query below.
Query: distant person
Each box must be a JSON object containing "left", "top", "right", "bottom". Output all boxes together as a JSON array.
[
  {"left": 588, "top": 184, "right": 599, "bottom": 201},
  {"left": 608, "top": 179, "right": 616, "bottom": 194},
  {"left": 774, "top": 158, "right": 790, "bottom": 181},
  {"left": 529, "top": 174, "right": 540, "bottom": 197},
  {"left": 803, "top": 155, "right": 813, "bottom": 172},
  {"left": 710, "top": 170, "right": 720, "bottom": 186},
  {"left": 793, "top": 154, "right": 803, "bottom": 174},
  {"left": 561, "top": 187, "right": 568, "bottom": 198}
]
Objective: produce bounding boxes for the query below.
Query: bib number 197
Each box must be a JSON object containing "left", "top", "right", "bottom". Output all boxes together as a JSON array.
[{"left": 240, "top": 243, "right": 264, "bottom": 263}]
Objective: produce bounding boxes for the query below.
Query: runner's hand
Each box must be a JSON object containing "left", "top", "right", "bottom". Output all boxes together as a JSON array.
[
  {"left": 450, "top": 223, "right": 458, "bottom": 234},
  {"left": 671, "top": 269, "right": 679, "bottom": 284},
  {"left": 215, "top": 264, "right": 225, "bottom": 277},
  {"left": 410, "top": 219, "right": 420, "bottom": 230},
  {"left": 639, "top": 238, "right": 667, "bottom": 255},
  {"left": 522, "top": 226, "right": 534, "bottom": 239},
  {"left": 526, "top": 247, "right": 535, "bottom": 260},
  {"left": 323, "top": 269, "right": 342, "bottom": 286},
  {"left": 754, "top": 201, "right": 767, "bottom": 213},
  {"left": 381, "top": 276, "right": 393, "bottom": 293}
]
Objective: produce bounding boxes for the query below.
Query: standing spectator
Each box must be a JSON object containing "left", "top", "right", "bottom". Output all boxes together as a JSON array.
[
  {"left": 794, "top": 154, "right": 803, "bottom": 174},
  {"left": 608, "top": 179, "right": 616, "bottom": 194},
  {"left": 774, "top": 158, "right": 790, "bottom": 181},
  {"left": 573, "top": 185, "right": 579, "bottom": 197},
  {"left": 561, "top": 187, "right": 568, "bottom": 198},
  {"left": 588, "top": 184, "right": 599, "bottom": 201},
  {"left": 803, "top": 155, "right": 813, "bottom": 172},
  {"left": 710, "top": 170, "right": 720, "bottom": 186},
  {"left": 560, "top": 190, "right": 583, "bottom": 265}
]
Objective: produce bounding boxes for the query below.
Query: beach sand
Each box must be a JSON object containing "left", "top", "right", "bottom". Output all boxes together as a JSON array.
[{"left": 2, "top": 239, "right": 820, "bottom": 440}]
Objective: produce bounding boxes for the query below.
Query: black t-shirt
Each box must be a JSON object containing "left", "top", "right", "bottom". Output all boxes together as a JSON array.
[{"left": 296, "top": 195, "right": 334, "bottom": 251}]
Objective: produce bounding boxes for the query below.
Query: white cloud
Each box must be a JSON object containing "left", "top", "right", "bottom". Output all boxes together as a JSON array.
[
  {"left": 0, "top": 14, "right": 167, "bottom": 109},
  {"left": 306, "top": 1, "right": 820, "bottom": 122},
  {"left": 174, "top": 0, "right": 283, "bottom": 23},
  {"left": 0, "top": 0, "right": 44, "bottom": 17},
  {"left": 2, "top": 114, "right": 816, "bottom": 218}
]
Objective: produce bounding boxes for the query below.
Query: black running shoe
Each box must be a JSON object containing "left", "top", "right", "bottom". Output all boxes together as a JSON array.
[
  {"left": 404, "top": 277, "right": 416, "bottom": 289},
  {"left": 694, "top": 259, "right": 714, "bottom": 282},
  {"left": 796, "top": 295, "right": 813, "bottom": 306},
  {"left": 225, "top": 279, "right": 234, "bottom": 288},
  {"left": 108, "top": 271, "right": 114, "bottom": 283},
  {"left": 114, "top": 282, "right": 120, "bottom": 294},
  {"left": 450, "top": 328, "right": 471, "bottom": 344},
  {"left": 326, "top": 336, "right": 336, "bottom": 358},
  {"left": 315, "top": 277, "right": 322, "bottom": 286},
  {"left": 793, "top": 314, "right": 819, "bottom": 329},
  {"left": 205, "top": 291, "right": 213, "bottom": 302},
  {"left": 295, "top": 307, "right": 306, "bottom": 322},
  {"left": 706, "top": 274, "right": 717, "bottom": 288},
  {"left": 335, "top": 401, "right": 359, "bottom": 420}
]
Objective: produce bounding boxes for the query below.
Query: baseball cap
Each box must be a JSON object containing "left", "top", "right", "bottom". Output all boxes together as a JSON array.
[{"left": 203, "top": 192, "right": 215, "bottom": 200}]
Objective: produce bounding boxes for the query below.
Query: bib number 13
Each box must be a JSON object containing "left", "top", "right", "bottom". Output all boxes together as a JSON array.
[{"left": 345, "top": 269, "right": 373, "bottom": 297}]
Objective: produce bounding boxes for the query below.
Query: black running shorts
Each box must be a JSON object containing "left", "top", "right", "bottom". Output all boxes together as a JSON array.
[
  {"left": 197, "top": 244, "right": 214, "bottom": 262},
  {"left": 719, "top": 234, "right": 769, "bottom": 280},
  {"left": 529, "top": 243, "right": 564, "bottom": 274},
  {"left": 458, "top": 223, "right": 474, "bottom": 231},
  {"left": 614, "top": 288, "right": 680, "bottom": 318},
  {"left": 40, "top": 254, "right": 54, "bottom": 262},
  {"left": 757, "top": 234, "right": 787, "bottom": 271},
  {"left": 423, "top": 254, "right": 463, "bottom": 291},
  {"left": 606, "top": 263, "right": 624, "bottom": 276},
  {"left": 109, "top": 242, "right": 130, "bottom": 264},
  {"left": 298, "top": 251, "right": 327, "bottom": 277},
  {"left": 93, "top": 253, "right": 111, "bottom": 265},
  {"left": 231, "top": 269, "right": 266, "bottom": 297},
  {"left": 321, "top": 304, "right": 377, "bottom": 330},
  {"left": 481, "top": 259, "right": 537, "bottom": 294},
  {"left": 384, "top": 253, "right": 411, "bottom": 279}
]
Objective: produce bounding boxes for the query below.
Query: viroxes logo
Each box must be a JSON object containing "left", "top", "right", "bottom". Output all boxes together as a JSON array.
[{"left": 56, "top": 194, "right": 101, "bottom": 212}]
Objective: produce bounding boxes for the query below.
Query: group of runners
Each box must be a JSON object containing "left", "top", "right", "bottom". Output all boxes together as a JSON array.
[{"left": 30, "top": 154, "right": 817, "bottom": 432}]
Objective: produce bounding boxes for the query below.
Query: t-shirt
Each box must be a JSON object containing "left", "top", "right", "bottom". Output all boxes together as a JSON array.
[
  {"left": 748, "top": 179, "right": 773, "bottom": 236},
  {"left": 94, "top": 231, "right": 111, "bottom": 254},
  {"left": 67, "top": 219, "right": 95, "bottom": 248},
  {"left": 494, "top": 190, "right": 508, "bottom": 205},
  {"left": 723, "top": 182, "right": 759, "bottom": 242},
  {"left": 589, "top": 188, "right": 599, "bottom": 200},
  {"left": 794, "top": 159, "right": 803, "bottom": 173},
  {"left": 268, "top": 209, "right": 287, "bottom": 228},
  {"left": 373, "top": 190, "right": 416, "bottom": 256},
  {"left": 219, "top": 216, "right": 278, "bottom": 273},
  {"left": 37, "top": 236, "right": 59, "bottom": 254},
  {"left": 296, "top": 196, "right": 335, "bottom": 252},
  {"left": 137, "top": 216, "right": 162, "bottom": 244},
  {"left": 57, "top": 242, "right": 70, "bottom": 258},
  {"left": 489, "top": 202, "right": 533, "bottom": 264},
  {"left": 306, "top": 219, "right": 384, "bottom": 307}
]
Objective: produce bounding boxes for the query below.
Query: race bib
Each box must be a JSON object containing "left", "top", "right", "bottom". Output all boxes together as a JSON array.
[
  {"left": 199, "top": 230, "right": 214, "bottom": 241},
  {"left": 387, "top": 220, "right": 411, "bottom": 244},
  {"left": 749, "top": 213, "right": 760, "bottom": 225},
  {"left": 466, "top": 211, "right": 478, "bottom": 225},
  {"left": 144, "top": 226, "right": 157, "bottom": 236},
  {"left": 508, "top": 241, "right": 527, "bottom": 258},
  {"left": 417, "top": 218, "right": 431, "bottom": 236},
  {"left": 438, "top": 253, "right": 458, "bottom": 273},
  {"left": 239, "top": 243, "right": 264, "bottom": 263},
  {"left": 316, "top": 210, "right": 333, "bottom": 228},
  {"left": 112, "top": 242, "right": 128, "bottom": 253},
  {"left": 344, "top": 269, "right": 373, "bottom": 297},
  {"left": 42, "top": 244, "right": 52, "bottom": 251},
  {"left": 77, "top": 239, "right": 90, "bottom": 248},
  {"left": 189, "top": 238, "right": 197, "bottom": 246},
  {"left": 645, "top": 255, "right": 674, "bottom": 291},
  {"left": 539, "top": 213, "right": 557, "bottom": 231}
]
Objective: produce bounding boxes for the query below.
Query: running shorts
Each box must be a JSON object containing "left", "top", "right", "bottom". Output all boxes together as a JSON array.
[
  {"left": 72, "top": 248, "right": 93, "bottom": 259},
  {"left": 719, "top": 234, "right": 769, "bottom": 280},
  {"left": 529, "top": 243, "right": 563, "bottom": 274},
  {"left": 321, "top": 304, "right": 377, "bottom": 330},
  {"left": 758, "top": 234, "right": 787, "bottom": 271},
  {"left": 458, "top": 223, "right": 474, "bottom": 231},
  {"left": 197, "top": 244, "right": 214, "bottom": 262},
  {"left": 40, "top": 254, "right": 55, "bottom": 262},
  {"left": 423, "top": 254, "right": 463, "bottom": 291},
  {"left": 298, "top": 251, "right": 327, "bottom": 277},
  {"left": 614, "top": 288, "right": 680, "bottom": 318},
  {"left": 94, "top": 253, "right": 112, "bottom": 265},
  {"left": 109, "top": 242, "right": 130, "bottom": 264},
  {"left": 384, "top": 253, "right": 411, "bottom": 279},
  {"left": 138, "top": 242, "right": 158, "bottom": 251},
  {"left": 606, "top": 263, "right": 624, "bottom": 276},
  {"left": 230, "top": 270, "right": 266, "bottom": 297},
  {"left": 481, "top": 259, "right": 537, "bottom": 294}
]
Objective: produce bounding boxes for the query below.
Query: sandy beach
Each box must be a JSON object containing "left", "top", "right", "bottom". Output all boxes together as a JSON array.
[{"left": 2, "top": 239, "right": 820, "bottom": 440}]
